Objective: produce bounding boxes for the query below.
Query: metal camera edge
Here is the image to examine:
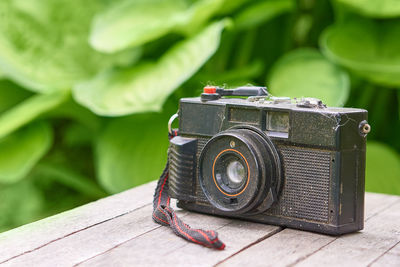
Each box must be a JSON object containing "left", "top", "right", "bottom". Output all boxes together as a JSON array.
[{"left": 167, "top": 94, "right": 368, "bottom": 235}]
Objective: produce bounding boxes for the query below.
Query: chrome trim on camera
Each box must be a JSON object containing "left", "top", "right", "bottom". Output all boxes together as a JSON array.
[{"left": 168, "top": 113, "right": 179, "bottom": 135}]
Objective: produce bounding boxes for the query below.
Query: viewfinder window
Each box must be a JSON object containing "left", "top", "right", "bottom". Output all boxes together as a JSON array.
[{"left": 266, "top": 111, "right": 289, "bottom": 133}]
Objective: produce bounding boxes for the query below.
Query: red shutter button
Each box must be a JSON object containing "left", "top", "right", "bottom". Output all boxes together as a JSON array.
[{"left": 203, "top": 86, "right": 217, "bottom": 94}]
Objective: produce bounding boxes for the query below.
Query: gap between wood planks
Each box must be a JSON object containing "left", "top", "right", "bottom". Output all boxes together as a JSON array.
[
  {"left": 72, "top": 209, "right": 190, "bottom": 266},
  {"left": 215, "top": 227, "right": 283, "bottom": 266},
  {"left": 1, "top": 188, "right": 399, "bottom": 266},
  {"left": 75, "top": 211, "right": 281, "bottom": 266},
  {"left": 367, "top": 240, "right": 400, "bottom": 267},
  {"left": 76, "top": 194, "right": 396, "bottom": 266},
  {"left": 75, "top": 195, "right": 400, "bottom": 267},
  {"left": 0, "top": 181, "right": 157, "bottom": 264},
  {"left": 215, "top": 196, "right": 400, "bottom": 267}
]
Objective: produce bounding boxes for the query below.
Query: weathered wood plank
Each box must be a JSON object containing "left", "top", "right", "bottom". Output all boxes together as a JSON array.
[
  {"left": 218, "top": 228, "right": 334, "bottom": 267},
  {"left": 364, "top": 192, "right": 400, "bottom": 219},
  {"left": 1, "top": 181, "right": 399, "bottom": 267},
  {"left": 155, "top": 220, "right": 280, "bottom": 267},
  {"left": 0, "top": 181, "right": 156, "bottom": 264},
  {"left": 294, "top": 199, "right": 400, "bottom": 267},
  {"left": 78, "top": 212, "right": 281, "bottom": 267},
  {"left": 219, "top": 193, "right": 400, "bottom": 267},
  {"left": 79, "top": 193, "right": 398, "bottom": 267},
  {"left": 371, "top": 253, "right": 400, "bottom": 267},
  {"left": 389, "top": 242, "right": 400, "bottom": 255},
  {"left": 2, "top": 205, "right": 153, "bottom": 266},
  {"left": 370, "top": 242, "right": 400, "bottom": 267},
  {"left": 2, "top": 204, "right": 187, "bottom": 267}
]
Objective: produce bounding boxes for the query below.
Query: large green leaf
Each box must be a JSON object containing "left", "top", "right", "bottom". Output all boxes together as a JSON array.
[
  {"left": 335, "top": 0, "right": 400, "bottom": 18},
  {"left": 0, "top": 0, "right": 120, "bottom": 93},
  {"left": 74, "top": 20, "right": 228, "bottom": 116},
  {"left": 366, "top": 141, "right": 400, "bottom": 195},
  {"left": 320, "top": 17, "right": 400, "bottom": 87},
  {"left": 0, "top": 80, "right": 32, "bottom": 113},
  {"left": 90, "top": 0, "right": 225, "bottom": 53},
  {"left": 0, "top": 90, "right": 68, "bottom": 139},
  {"left": 268, "top": 48, "right": 350, "bottom": 106},
  {"left": 96, "top": 113, "right": 169, "bottom": 194},
  {"left": 0, "top": 122, "right": 52, "bottom": 184},
  {"left": 90, "top": 0, "right": 188, "bottom": 53},
  {"left": 234, "top": 0, "right": 294, "bottom": 30}
]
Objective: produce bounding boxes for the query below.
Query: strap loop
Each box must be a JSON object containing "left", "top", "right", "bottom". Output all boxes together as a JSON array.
[{"left": 152, "top": 132, "right": 225, "bottom": 250}]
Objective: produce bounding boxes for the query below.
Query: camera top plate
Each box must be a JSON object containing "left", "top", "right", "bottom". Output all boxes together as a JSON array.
[{"left": 178, "top": 87, "right": 368, "bottom": 150}]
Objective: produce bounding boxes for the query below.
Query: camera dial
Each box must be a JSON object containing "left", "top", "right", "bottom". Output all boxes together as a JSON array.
[{"left": 199, "top": 127, "right": 282, "bottom": 215}]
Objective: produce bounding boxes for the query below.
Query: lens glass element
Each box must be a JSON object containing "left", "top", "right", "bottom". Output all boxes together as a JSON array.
[
  {"left": 226, "top": 160, "right": 245, "bottom": 185},
  {"left": 214, "top": 153, "right": 247, "bottom": 193}
]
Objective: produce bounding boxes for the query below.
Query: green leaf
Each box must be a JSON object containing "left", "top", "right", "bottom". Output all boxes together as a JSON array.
[
  {"left": 293, "top": 14, "right": 313, "bottom": 45},
  {"left": 90, "top": 0, "right": 189, "bottom": 53},
  {"left": 335, "top": 0, "right": 400, "bottom": 18},
  {"left": 217, "top": 0, "right": 253, "bottom": 15},
  {"left": 63, "top": 123, "right": 95, "bottom": 147},
  {"left": 398, "top": 91, "right": 400, "bottom": 118},
  {"left": 268, "top": 48, "right": 350, "bottom": 106},
  {"left": 234, "top": 0, "right": 294, "bottom": 30},
  {"left": 35, "top": 163, "right": 107, "bottom": 199},
  {"left": 0, "top": 0, "right": 121, "bottom": 92},
  {"left": 112, "top": 47, "right": 143, "bottom": 68},
  {"left": 320, "top": 17, "right": 400, "bottom": 87},
  {"left": 366, "top": 141, "right": 400, "bottom": 195},
  {"left": 96, "top": 113, "right": 169, "bottom": 194},
  {"left": 0, "top": 179, "right": 44, "bottom": 231},
  {"left": 46, "top": 99, "right": 101, "bottom": 133},
  {"left": 90, "top": 0, "right": 225, "bottom": 53},
  {"left": 0, "top": 122, "right": 52, "bottom": 184},
  {"left": 0, "top": 80, "right": 32, "bottom": 114},
  {"left": 194, "top": 60, "right": 264, "bottom": 85},
  {"left": 74, "top": 20, "right": 228, "bottom": 116},
  {"left": 0, "top": 90, "right": 68, "bottom": 139},
  {"left": 175, "top": 0, "right": 226, "bottom": 35}
]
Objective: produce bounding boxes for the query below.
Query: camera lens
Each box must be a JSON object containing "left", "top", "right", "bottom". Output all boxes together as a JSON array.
[
  {"left": 227, "top": 160, "right": 245, "bottom": 185},
  {"left": 199, "top": 127, "right": 282, "bottom": 215},
  {"left": 214, "top": 153, "right": 248, "bottom": 193}
]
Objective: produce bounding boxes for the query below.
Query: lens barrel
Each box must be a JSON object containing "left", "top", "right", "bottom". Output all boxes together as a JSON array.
[{"left": 199, "top": 127, "right": 282, "bottom": 215}]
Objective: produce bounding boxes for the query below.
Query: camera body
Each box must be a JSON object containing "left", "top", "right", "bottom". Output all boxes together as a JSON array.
[{"left": 168, "top": 87, "right": 368, "bottom": 235}]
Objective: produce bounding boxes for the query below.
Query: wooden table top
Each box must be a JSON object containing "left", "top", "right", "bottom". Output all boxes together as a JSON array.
[{"left": 0, "top": 181, "right": 399, "bottom": 267}]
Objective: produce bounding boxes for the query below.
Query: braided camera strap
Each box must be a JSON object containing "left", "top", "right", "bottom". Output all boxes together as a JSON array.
[{"left": 152, "top": 133, "right": 225, "bottom": 250}]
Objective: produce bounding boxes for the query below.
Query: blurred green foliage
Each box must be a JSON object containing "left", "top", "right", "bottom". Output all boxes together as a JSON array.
[{"left": 0, "top": 0, "right": 399, "bottom": 232}]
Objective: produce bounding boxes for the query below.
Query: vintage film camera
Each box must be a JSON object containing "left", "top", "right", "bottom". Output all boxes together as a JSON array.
[{"left": 167, "top": 86, "right": 370, "bottom": 235}]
